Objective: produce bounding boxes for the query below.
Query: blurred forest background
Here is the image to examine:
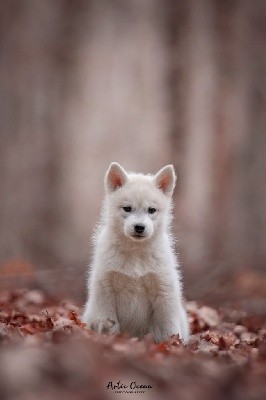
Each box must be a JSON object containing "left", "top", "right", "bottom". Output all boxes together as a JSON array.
[{"left": 0, "top": 0, "right": 265, "bottom": 306}]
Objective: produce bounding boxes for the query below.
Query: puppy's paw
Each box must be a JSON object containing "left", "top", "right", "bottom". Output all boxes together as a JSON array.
[
  {"left": 152, "top": 329, "right": 170, "bottom": 343},
  {"left": 152, "top": 326, "right": 186, "bottom": 344},
  {"left": 90, "top": 318, "right": 120, "bottom": 335}
]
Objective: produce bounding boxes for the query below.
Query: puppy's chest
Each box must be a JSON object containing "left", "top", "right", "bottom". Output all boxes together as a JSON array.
[{"left": 107, "top": 271, "right": 160, "bottom": 300}]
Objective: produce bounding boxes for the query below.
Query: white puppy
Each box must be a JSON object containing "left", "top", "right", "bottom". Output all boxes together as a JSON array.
[{"left": 82, "top": 163, "right": 189, "bottom": 343}]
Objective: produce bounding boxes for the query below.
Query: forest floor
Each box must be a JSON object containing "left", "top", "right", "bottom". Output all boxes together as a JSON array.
[{"left": 0, "top": 288, "right": 265, "bottom": 400}]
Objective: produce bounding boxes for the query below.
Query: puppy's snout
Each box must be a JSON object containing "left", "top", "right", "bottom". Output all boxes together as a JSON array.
[{"left": 134, "top": 225, "right": 145, "bottom": 234}]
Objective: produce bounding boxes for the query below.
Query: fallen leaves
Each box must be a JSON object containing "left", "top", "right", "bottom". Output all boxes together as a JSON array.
[
  {"left": 197, "top": 305, "right": 220, "bottom": 327},
  {"left": 0, "top": 289, "right": 265, "bottom": 400}
]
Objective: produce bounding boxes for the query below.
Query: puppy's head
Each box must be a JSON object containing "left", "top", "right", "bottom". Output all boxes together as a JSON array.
[{"left": 105, "top": 162, "right": 176, "bottom": 242}]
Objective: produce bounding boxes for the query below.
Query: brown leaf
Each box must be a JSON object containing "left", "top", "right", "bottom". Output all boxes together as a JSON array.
[
  {"left": 68, "top": 311, "right": 86, "bottom": 328},
  {"left": 197, "top": 306, "right": 220, "bottom": 328}
]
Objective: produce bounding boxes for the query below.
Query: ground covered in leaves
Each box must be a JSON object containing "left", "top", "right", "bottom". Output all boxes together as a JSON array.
[{"left": 0, "top": 289, "right": 265, "bottom": 400}]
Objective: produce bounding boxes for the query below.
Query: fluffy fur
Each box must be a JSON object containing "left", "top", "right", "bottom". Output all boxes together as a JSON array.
[{"left": 82, "top": 162, "right": 190, "bottom": 343}]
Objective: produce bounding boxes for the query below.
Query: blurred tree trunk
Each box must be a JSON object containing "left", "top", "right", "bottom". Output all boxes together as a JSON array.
[
  {"left": 226, "top": 0, "right": 266, "bottom": 271},
  {"left": 174, "top": 0, "right": 266, "bottom": 285},
  {"left": 0, "top": 1, "right": 93, "bottom": 298},
  {"left": 0, "top": 0, "right": 62, "bottom": 265},
  {"left": 219, "top": 0, "right": 253, "bottom": 269},
  {"left": 212, "top": 0, "right": 266, "bottom": 272},
  {"left": 178, "top": 0, "right": 216, "bottom": 269}
]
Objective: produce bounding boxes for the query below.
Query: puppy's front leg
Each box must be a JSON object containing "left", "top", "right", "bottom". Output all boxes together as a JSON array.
[
  {"left": 82, "top": 278, "right": 120, "bottom": 334},
  {"left": 151, "top": 292, "right": 189, "bottom": 343}
]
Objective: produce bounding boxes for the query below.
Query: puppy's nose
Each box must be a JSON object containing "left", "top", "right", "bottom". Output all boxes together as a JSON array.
[{"left": 134, "top": 225, "right": 145, "bottom": 234}]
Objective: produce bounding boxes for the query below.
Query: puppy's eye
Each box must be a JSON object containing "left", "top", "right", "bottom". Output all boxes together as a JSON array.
[
  {"left": 148, "top": 207, "right": 156, "bottom": 214},
  {"left": 123, "top": 206, "right": 132, "bottom": 212}
]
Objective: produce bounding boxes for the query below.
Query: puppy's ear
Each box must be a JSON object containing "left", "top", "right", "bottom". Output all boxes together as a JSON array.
[
  {"left": 105, "top": 162, "right": 127, "bottom": 192},
  {"left": 154, "top": 165, "right": 176, "bottom": 196}
]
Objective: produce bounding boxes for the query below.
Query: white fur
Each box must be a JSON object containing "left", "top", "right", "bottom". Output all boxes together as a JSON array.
[{"left": 82, "top": 162, "right": 190, "bottom": 343}]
